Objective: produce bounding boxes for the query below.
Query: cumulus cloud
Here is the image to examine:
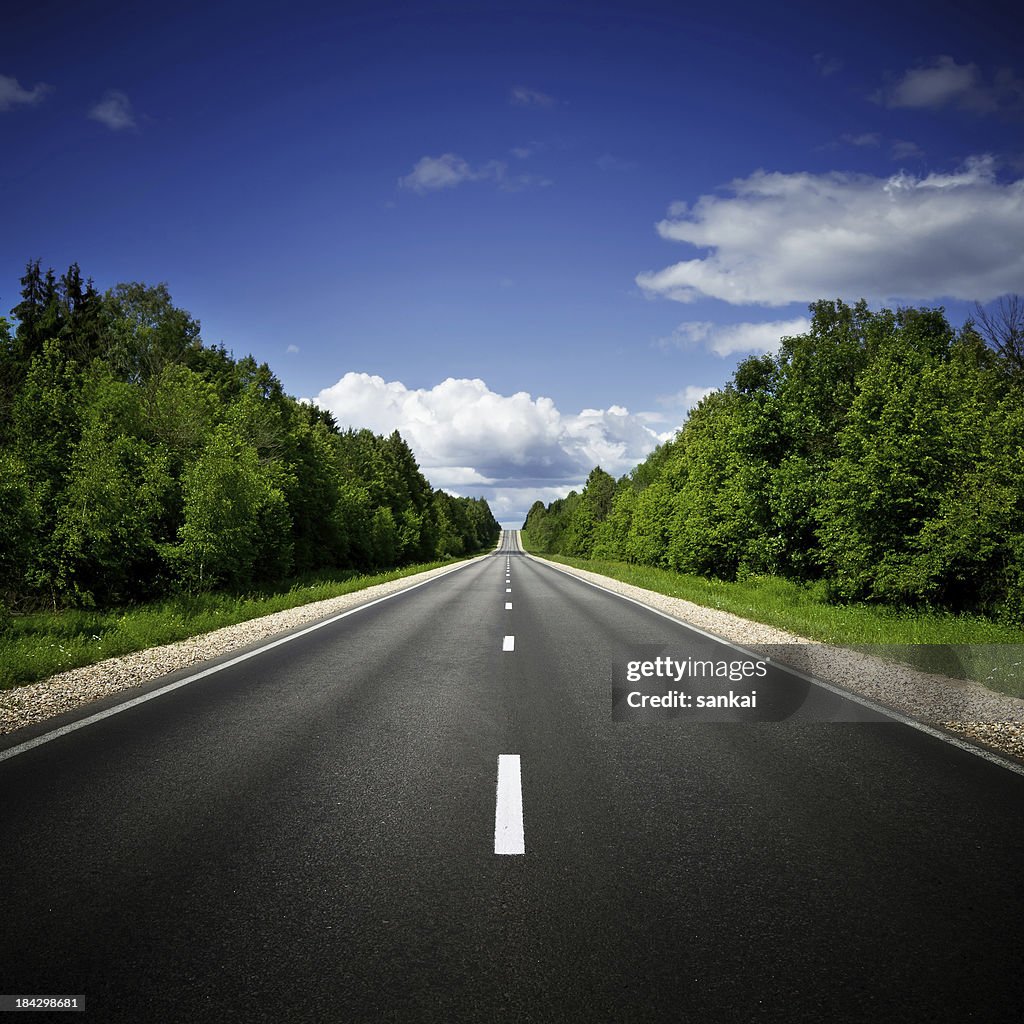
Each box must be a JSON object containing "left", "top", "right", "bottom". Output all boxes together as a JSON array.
[
  {"left": 0, "top": 73, "right": 52, "bottom": 111},
  {"left": 88, "top": 89, "right": 135, "bottom": 131},
  {"left": 636, "top": 155, "right": 1024, "bottom": 306},
  {"left": 661, "top": 318, "right": 812, "bottom": 357},
  {"left": 876, "top": 56, "right": 1024, "bottom": 115},
  {"left": 309, "top": 374, "right": 677, "bottom": 520}
]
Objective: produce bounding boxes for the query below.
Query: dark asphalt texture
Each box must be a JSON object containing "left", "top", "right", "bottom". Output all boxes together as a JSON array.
[{"left": 2, "top": 531, "right": 1023, "bottom": 1023}]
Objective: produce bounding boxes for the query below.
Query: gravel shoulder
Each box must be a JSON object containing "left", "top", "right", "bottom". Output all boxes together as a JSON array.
[
  {"left": 529, "top": 554, "right": 1024, "bottom": 766},
  {"left": 4, "top": 550, "right": 1024, "bottom": 767},
  {"left": 0, "top": 557, "right": 484, "bottom": 738}
]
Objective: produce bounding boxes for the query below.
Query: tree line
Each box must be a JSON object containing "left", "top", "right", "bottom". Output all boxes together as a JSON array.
[
  {"left": 524, "top": 298, "right": 1024, "bottom": 624},
  {"left": 0, "top": 260, "right": 500, "bottom": 610}
]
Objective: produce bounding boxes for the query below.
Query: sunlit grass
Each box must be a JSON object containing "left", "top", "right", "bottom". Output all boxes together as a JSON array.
[
  {"left": 0, "top": 558, "right": 468, "bottom": 691},
  {"left": 524, "top": 549, "right": 1024, "bottom": 697}
]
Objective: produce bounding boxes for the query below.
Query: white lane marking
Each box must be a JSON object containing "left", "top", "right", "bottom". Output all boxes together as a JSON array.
[
  {"left": 502, "top": 635, "right": 515, "bottom": 651},
  {"left": 505, "top": 602, "right": 512, "bottom": 610},
  {"left": 0, "top": 556, "right": 490, "bottom": 764},
  {"left": 495, "top": 754, "right": 525, "bottom": 855},
  {"left": 506, "top": 587, "right": 512, "bottom": 593}
]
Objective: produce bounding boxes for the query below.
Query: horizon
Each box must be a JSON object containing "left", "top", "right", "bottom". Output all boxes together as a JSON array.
[{"left": 3, "top": 0, "right": 1021, "bottom": 526}]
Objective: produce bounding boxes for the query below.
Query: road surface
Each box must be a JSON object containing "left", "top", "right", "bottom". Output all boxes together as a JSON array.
[{"left": 2, "top": 531, "right": 1023, "bottom": 1022}]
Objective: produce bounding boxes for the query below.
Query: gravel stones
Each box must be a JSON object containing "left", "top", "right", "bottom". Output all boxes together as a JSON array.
[
  {"left": 0, "top": 561, "right": 472, "bottom": 737},
  {"left": 4, "top": 554, "right": 1024, "bottom": 768},
  {"left": 540, "top": 559, "right": 1024, "bottom": 766}
]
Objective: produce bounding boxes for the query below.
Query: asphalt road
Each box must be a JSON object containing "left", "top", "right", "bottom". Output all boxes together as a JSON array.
[{"left": 2, "top": 531, "right": 1023, "bottom": 1023}]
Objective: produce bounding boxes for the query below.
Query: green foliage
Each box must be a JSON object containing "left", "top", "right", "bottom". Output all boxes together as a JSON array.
[
  {"left": 563, "top": 467, "right": 616, "bottom": 557},
  {"left": 2, "top": 260, "right": 500, "bottom": 625},
  {"left": 524, "top": 297, "right": 1024, "bottom": 625},
  {"left": 167, "top": 424, "right": 292, "bottom": 591},
  {"left": 0, "top": 557, "right": 469, "bottom": 691},
  {"left": 100, "top": 281, "right": 203, "bottom": 383},
  {"left": 53, "top": 407, "right": 173, "bottom": 604},
  {"left": 521, "top": 550, "right": 1024, "bottom": 695},
  {"left": 0, "top": 451, "right": 40, "bottom": 604}
]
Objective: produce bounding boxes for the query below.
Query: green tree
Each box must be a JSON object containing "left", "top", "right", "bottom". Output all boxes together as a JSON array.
[
  {"left": 100, "top": 281, "right": 203, "bottom": 383},
  {"left": 592, "top": 482, "right": 636, "bottom": 560},
  {"left": 564, "top": 466, "right": 616, "bottom": 557},
  {"left": 0, "top": 452, "right": 40, "bottom": 606},
  {"left": 167, "top": 425, "right": 292, "bottom": 590},
  {"left": 818, "top": 326, "right": 994, "bottom": 606}
]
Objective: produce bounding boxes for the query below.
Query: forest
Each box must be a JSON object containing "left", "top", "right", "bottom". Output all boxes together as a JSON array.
[
  {"left": 0, "top": 260, "right": 500, "bottom": 614},
  {"left": 524, "top": 298, "right": 1024, "bottom": 625}
]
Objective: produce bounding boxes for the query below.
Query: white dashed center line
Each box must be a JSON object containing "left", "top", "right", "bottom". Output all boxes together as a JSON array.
[
  {"left": 494, "top": 754, "right": 525, "bottom": 855},
  {"left": 502, "top": 635, "right": 515, "bottom": 651},
  {"left": 506, "top": 587, "right": 511, "bottom": 593},
  {"left": 505, "top": 602, "right": 512, "bottom": 609}
]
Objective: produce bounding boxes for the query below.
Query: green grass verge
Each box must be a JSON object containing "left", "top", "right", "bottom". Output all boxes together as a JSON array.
[
  {"left": 0, "top": 556, "right": 476, "bottom": 691},
  {"left": 521, "top": 541, "right": 1024, "bottom": 698}
]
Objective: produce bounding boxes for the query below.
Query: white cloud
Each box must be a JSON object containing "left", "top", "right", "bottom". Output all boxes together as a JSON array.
[
  {"left": 88, "top": 90, "right": 135, "bottom": 131},
  {"left": 286, "top": 344, "right": 300, "bottom": 354},
  {"left": 309, "top": 374, "right": 673, "bottom": 520},
  {"left": 655, "top": 385, "right": 719, "bottom": 410},
  {"left": 661, "top": 318, "right": 812, "bottom": 357},
  {"left": 636, "top": 156, "right": 1024, "bottom": 306},
  {"left": 398, "top": 152, "right": 549, "bottom": 194},
  {"left": 876, "top": 56, "right": 1024, "bottom": 115},
  {"left": 510, "top": 86, "right": 555, "bottom": 107},
  {"left": 399, "top": 153, "right": 479, "bottom": 192},
  {"left": 0, "top": 74, "right": 52, "bottom": 111},
  {"left": 489, "top": 485, "right": 585, "bottom": 526}
]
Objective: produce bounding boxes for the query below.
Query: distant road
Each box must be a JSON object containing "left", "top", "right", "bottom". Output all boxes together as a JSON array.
[{"left": 2, "top": 530, "right": 1023, "bottom": 1022}]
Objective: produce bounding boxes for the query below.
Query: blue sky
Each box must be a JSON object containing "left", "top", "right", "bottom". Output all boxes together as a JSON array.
[{"left": 3, "top": 0, "right": 1022, "bottom": 526}]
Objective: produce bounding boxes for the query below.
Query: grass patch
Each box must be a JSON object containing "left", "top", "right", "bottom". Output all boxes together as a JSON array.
[
  {"left": 522, "top": 545, "right": 1024, "bottom": 698},
  {"left": 0, "top": 557, "right": 473, "bottom": 691}
]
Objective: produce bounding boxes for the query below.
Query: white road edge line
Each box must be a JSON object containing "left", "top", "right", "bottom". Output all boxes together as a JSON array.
[
  {"left": 0, "top": 555, "right": 489, "bottom": 764},
  {"left": 503, "top": 635, "right": 515, "bottom": 652},
  {"left": 495, "top": 754, "right": 525, "bottom": 855},
  {"left": 523, "top": 549, "right": 1024, "bottom": 779}
]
